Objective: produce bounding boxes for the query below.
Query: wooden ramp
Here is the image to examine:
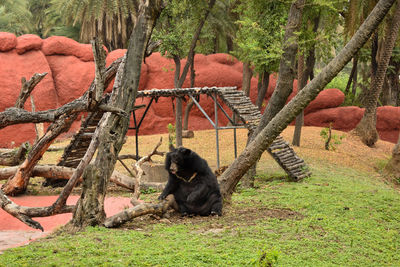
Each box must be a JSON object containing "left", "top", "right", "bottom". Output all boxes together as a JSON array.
[
  {"left": 216, "top": 87, "right": 311, "bottom": 181},
  {"left": 59, "top": 87, "right": 311, "bottom": 181},
  {"left": 57, "top": 111, "right": 104, "bottom": 168}
]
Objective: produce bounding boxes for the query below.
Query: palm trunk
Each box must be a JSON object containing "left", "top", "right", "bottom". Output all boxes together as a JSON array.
[{"left": 354, "top": 0, "right": 400, "bottom": 147}]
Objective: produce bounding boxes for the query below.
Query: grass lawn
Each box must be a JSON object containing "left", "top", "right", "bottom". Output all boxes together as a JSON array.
[{"left": 1, "top": 127, "right": 399, "bottom": 266}]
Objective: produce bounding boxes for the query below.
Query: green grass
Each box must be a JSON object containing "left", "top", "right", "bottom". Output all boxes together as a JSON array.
[{"left": 1, "top": 160, "right": 400, "bottom": 266}]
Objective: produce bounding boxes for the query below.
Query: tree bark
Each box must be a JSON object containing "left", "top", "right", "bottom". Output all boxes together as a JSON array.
[
  {"left": 292, "top": 15, "right": 319, "bottom": 147},
  {"left": 0, "top": 142, "right": 29, "bottom": 166},
  {"left": 15, "top": 73, "right": 47, "bottom": 109},
  {"left": 70, "top": 1, "right": 165, "bottom": 229},
  {"left": 242, "top": 62, "right": 253, "bottom": 97},
  {"left": 255, "top": 71, "right": 270, "bottom": 110},
  {"left": 0, "top": 57, "right": 122, "bottom": 130},
  {"left": 219, "top": 0, "right": 396, "bottom": 200},
  {"left": 183, "top": 54, "right": 196, "bottom": 131},
  {"left": 354, "top": 0, "right": 400, "bottom": 147},
  {"left": 345, "top": 55, "right": 359, "bottom": 95}
]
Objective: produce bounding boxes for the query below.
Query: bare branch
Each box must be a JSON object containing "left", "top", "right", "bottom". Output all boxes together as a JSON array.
[
  {"left": 104, "top": 194, "right": 174, "bottom": 228},
  {"left": 0, "top": 57, "right": 123, "bottom": 130},
  {"left": 15, "top": 73, "right": 47, "bottom": 109}
]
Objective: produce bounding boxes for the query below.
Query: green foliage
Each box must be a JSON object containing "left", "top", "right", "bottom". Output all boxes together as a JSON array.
[
  {"left": 252, "top": 247, "right": 280, "bottom": 267},
  {"left": 320, "top": 125, "right": 345, "bottom": 151},
  {"left": 325, "top": 73, "right": 348, "bottom": 91},
  {"left": 154, "top": 0, "right": 214, "bottom": 58},
  {"left": 0, "top": 0, "right": 32, "bottom": 34},
  {"left": 140, "top": 187, "right": 157, "bottom": 195},
  {"left": 233, "top": 0, "right": 288, "bottom": 74},
  {"left": 167, "top": 123, "right": 176, "bottom": 146},
  {"left": 299, "top": 0, "right": 346, "bottom": 64}
]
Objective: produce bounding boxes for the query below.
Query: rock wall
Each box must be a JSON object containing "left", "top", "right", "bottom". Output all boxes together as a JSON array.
[{"left": 0, "top": 32, "right": 399, "bottom": 147}]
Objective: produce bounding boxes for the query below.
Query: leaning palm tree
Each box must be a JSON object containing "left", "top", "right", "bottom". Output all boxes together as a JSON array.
[{"left": 49, "top": 0, "right": 137, "bottom": 50}]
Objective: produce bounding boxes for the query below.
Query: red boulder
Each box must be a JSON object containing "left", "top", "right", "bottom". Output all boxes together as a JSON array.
[
  {"left": 16, "top": 34, "right": 43, "bottom": 54},
  {"left": 0, "top": 32, "right": 17, "bottom": 52}
]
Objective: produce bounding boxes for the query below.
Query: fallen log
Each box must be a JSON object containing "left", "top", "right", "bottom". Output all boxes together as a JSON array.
[
  {"left": 104, "top": 194, "right": 175, "bottom": 228},
  {"left": 0, "top": 165, "right": 135, "bottom": 191},
  {"left": 0, "top": 142, "right": 29, "bottom": 166}
]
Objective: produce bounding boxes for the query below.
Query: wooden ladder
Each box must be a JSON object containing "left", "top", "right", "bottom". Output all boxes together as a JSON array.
[{"left": 217, "top": 88, "right": 311, "bottom": 181}]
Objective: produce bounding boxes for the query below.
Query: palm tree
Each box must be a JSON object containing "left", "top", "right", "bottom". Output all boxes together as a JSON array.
[
  {"left": 0, "top": 0, "right": 32, "bottom": 34},
  {"left": 353, "top": 0, "right": 400, "bottom": 146},
  {"left": 49, "top": 0, "right": 138, "bottom": 50}
]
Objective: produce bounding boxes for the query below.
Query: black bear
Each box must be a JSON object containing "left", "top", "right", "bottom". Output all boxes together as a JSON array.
[{"left": 158, "top": 146, "right": 223, "bottom": 216}]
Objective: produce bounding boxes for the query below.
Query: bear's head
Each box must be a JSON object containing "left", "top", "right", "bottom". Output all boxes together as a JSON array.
[{"left": 166, "top": 146, "right": 195, "bottom": 181}]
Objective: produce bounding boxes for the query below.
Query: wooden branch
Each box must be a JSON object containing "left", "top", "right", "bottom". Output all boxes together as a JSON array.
[
  {"left": 90, "top": 38, "right": 106, "bottom": 104},
  {"left": 30, "top": 95, "right": 40, "bottom": 142},
  {"left": 0, "top": 142, "right": 29, "bottom": 166},
  {"left": 98, "top": 104, "right": 129, "bottom": 117},
  {"left": 0, "top": 165, "right": 134, "bottom": 190},
  {"left": 103, "top": 194, "right": 174, "bottom": 228},
  {"left": 15, "top": 73, "right": 47, "bottom": 109},
  {"left": 132, "top": 137, "right": 165, "bottom": 200},
  {"left": 2, "top": 113, "right": 78, "bottom": 196},
  {"left": 0, "top": 57, "right": 123, "bottom": 130}
]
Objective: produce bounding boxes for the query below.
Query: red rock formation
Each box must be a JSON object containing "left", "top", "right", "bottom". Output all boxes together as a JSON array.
[
  {"left": 0, "top": 32, "right": 17, "bottom": 52},
  {"left": 15, "top": 34, "right": 43, "bottom": 54},
  {"left": 0, "top": 33, "right": 399, "bottom": 147}
]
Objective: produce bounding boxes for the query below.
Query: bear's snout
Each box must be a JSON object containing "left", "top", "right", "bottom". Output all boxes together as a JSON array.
[{"left": 170, "top": 162, "right": 178, "bottom": 174}]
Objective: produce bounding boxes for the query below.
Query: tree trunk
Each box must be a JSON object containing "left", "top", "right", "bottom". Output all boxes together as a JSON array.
[
  {"left": 345, "top": 55, "right": 359, "bottom": 95},
  {"left": 241, "top": 0, "right": 305, "bottom": 186},
  {"left": 0, "top": 143, "right": 29, "bottom": 166},
  {"left": 70, "top": 1, "right": 164, "bottom": 229},
  {"left": 292, "top": 15, "right": 319, "bottom": 147},
  {"left": 242, "top": 62, "right": 253, "bottom": 97},
  {"left": 183, "top": 54, "right": 196, "bottom": 131},
  {"left": 384, "top": 133, "right": 400, "bottom": 180},
  {"left": 219, "top": 0, "right": 396, "bottom": 200},
  {"left": 255, "top": 71, "right": 270, "bottom": 110},
  {"left": 292, "top": 54, "right": 306, "bottom": 147},
  {"left": 354, "top": 0, "right": 400, "bottom": 147},
  {"left": 351, "top": 57, "right": 359, "bottom": 97},
  {"left": 241, "top": 0, "right": 304, "bottom": 188}
]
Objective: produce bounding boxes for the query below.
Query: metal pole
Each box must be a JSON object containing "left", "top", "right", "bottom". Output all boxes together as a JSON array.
[
  {"left": 233, "top": 113, "right": 237, "bottom": 158},
  {"left": 214, "top": 93, "right": 220, "bottom": 169}
]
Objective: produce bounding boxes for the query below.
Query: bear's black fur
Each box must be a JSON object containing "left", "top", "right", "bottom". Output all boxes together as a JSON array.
[{"left": 158, "top": 146, "right": 223, "bottom": 216}]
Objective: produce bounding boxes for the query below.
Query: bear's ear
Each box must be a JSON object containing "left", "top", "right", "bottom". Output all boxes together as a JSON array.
[
  {"left": 179, "top": 147, "right": 191, "bottom": 156},
  {"left": 169, "top": 144, "right": 176, "bottom": 152}
]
